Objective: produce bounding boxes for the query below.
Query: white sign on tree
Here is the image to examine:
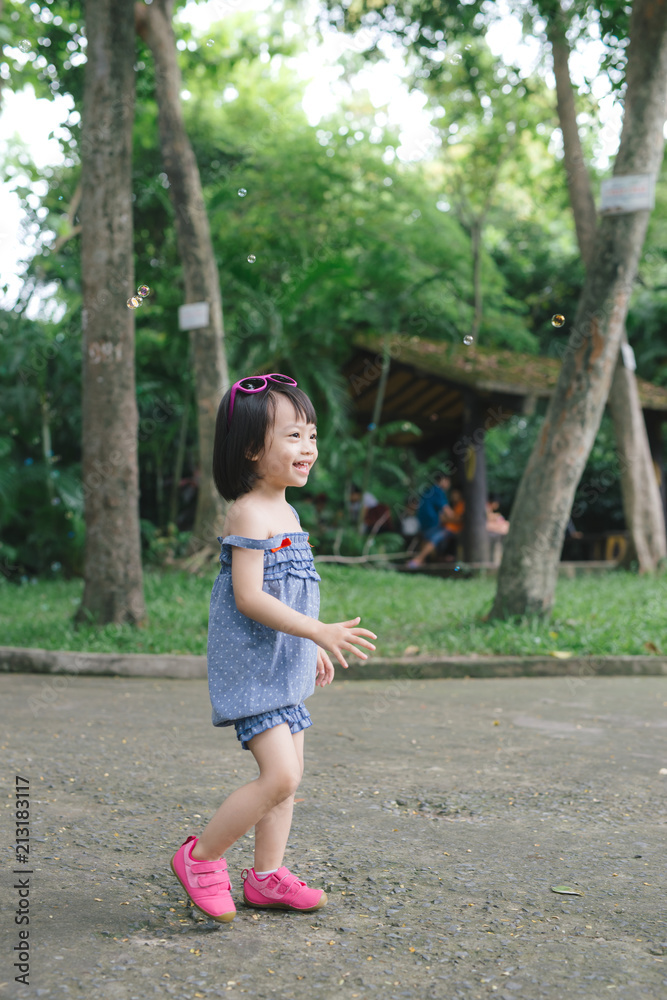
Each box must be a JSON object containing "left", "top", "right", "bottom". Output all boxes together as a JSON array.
[
  {"left": 178, "top": 302, "right": 210, "bottom": 331},
  {"left": 600, "top": 175, "right": 655, "bottom": 215}
]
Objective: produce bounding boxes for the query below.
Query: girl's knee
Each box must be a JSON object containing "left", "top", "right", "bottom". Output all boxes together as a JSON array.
[{"left": 263, "top": 765, "right": 301, "bottom": 804}]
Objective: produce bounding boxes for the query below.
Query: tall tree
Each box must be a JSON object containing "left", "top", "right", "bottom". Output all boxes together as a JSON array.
[
  {"left": 544, "top": 1, "right": 666, "bottom": 572},
  {"left": 490, "top": 0, "right": 667, "bottom": 617},
  {"left": 76, "top": 0, "right": 145, "bottom": 624},
  {"left": 135, "top": 0, "right": 228, "bottom": 551}
]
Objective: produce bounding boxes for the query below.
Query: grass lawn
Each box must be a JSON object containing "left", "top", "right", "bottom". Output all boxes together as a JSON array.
[{"left": 2, "top": 565, "right": 666, "bottom": 658}]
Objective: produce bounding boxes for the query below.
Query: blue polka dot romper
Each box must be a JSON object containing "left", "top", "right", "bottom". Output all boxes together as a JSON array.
[{"left": 207, "top": 503, "right": 322, "bottom": 749}]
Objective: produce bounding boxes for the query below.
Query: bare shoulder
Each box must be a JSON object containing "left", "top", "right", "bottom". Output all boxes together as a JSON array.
[{"left": 223, "top": 498, "right": 270, "bottom": 540}]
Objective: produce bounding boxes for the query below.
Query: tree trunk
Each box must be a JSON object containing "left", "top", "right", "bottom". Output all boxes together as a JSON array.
[
  {"left": 609, "top": 355, "right": 667, "bottom": 568},
  {"left": 469, "top": 218, "right": 483, "bottom": 344},
  {"left": 76, "top": 0, "right": 145, "bottom": 625},
  {"left": 549, "top": 22, "right": 597, "bottom": 265},
  {"left": 490, "top": 0, "right": 667, "bottom": 619},
  {"left": 461, "top": 392, "right": 489, "bottom": 563},
  {"left": 357, "top": 335, "right": 391, "bottom": 533},
  {"left": 136, "top": 0, "right": 228, "bottom": 551},
  {"left": 547, "top": 5, "right": 667, "bottom": 571}
]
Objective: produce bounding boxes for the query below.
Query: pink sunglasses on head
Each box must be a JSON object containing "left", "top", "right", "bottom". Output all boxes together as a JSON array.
[{"left": 228, "top": 373, "right": 297, "bottom": 424}]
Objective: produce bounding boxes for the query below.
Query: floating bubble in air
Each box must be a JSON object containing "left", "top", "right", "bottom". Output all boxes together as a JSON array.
[
  {"left": 18, "top": 40, "right": 31, "bottom": 53},
  {"left": 238, "top": 188, "right": 247, "bottom": 197},
  {"left": 367, "top": 422, "right": 376, "bottom": 431},
  {"left": 463, "top": 335, "right": 474, "bottom": 346},
  {"left": 51, "top": 562, "right": 62, "bottom": 572},
  {"left": 206, "top": 39, "right": 214, "bottom": 47},
  {"left": 247, "top": 254, "right": 256, "bottom": 263},
  {"left": 137, "top": 284, "right": 150, "bottom": 297},
  {"left": 551, "top": 314, "right": 565, "bottom": 328},
  {"left": 127, "top": 296, "right": 142, "bottom": 309}
]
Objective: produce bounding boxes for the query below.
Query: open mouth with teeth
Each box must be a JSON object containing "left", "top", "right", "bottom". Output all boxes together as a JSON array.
[{"left": 293, "top": 462, "right": 310, "bottom": 472}]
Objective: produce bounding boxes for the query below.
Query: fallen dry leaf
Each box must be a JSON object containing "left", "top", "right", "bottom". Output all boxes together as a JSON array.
[{"left": 551, "top": 885, "right": 583, "bottom": 896}]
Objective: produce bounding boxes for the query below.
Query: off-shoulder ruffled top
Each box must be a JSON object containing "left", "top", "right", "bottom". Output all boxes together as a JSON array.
[{"left": 206, "top": 503, "right": 321, "bottom": 727}]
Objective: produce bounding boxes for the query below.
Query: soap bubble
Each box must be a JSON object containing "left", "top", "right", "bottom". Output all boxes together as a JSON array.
[
  {"left": 206, "top": 39, "right": 214, "bottom": 47},
  {"left": 51, "top": 562, "right": 62, "bottom": 572},
  {"left": 18, "top": 39, "right": 31, "bottom": 53},
  {"left": 238, "top": 188, "right": 247, "bottom": 197},
  {"left": 137, "top": 284, "right": 150, "bottom": 297},
  {"left": 51, "top": 497, "right": 61, "bottom": 505},
  {"left": 551, "top": 314, "right": 565, "bottom": 328},
  {"left": 367, "top": 422, "right": 377, "bottom": 431},
  {"left": 127, "top": 296, "right": 142, "bottom": 309},
  {"left": 463, "top": 335, "right": 474, "bottom": 346},
  {"left": 247, "top": 254, "right": 256, "bottom": 263},
  {"left": 454, "top": 564, "right": 461, "bottom": 572}
]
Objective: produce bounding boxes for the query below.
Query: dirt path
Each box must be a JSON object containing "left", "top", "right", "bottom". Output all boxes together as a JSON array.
[{"left": 2, "top": 674, "right": 665, "bottom": 999}]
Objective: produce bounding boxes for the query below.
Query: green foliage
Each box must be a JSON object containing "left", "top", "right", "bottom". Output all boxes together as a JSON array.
[
  {"left": 1, "top": 2, "right": 663, "bottom": 582},
  {"left": 486, "top": 410, "right": 625, "bottom": 531},
  {"left": 140, "top": 520, "right": 193, "bottom": 566}
]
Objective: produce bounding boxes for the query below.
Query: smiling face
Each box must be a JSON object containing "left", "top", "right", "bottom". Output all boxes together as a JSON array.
[{"left": 252, "top": 393, "right": 318, "bottom": 495}]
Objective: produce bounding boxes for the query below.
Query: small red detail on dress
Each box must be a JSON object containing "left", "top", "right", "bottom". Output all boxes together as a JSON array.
[{"left": 270, "top": 537, "right": 292, "bottom": 553}]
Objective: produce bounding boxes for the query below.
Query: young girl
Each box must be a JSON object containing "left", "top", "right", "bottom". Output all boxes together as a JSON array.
[{"left": 171, "top": 373, "right": 377, "bottom": 922}]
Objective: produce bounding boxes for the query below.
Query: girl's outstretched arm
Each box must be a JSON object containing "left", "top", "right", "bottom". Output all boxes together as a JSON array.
[{"left": 232, "top": 547, "right": 376, "bottom": 669}]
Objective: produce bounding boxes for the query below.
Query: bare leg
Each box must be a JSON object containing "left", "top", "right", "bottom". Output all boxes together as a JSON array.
[
  {"left": 410, "top": 538, "right": 435, "bottom": 566},
  {"left": 192, "top": 724, "right": 301, "bottom": 861},
  {"left": 253, "top": 730, "right": 304, "bottom": 871}
]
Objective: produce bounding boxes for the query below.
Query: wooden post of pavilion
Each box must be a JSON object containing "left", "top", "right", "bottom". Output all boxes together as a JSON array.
[{"left": 645, "top": 412, "right": 667, "bottom": 533}]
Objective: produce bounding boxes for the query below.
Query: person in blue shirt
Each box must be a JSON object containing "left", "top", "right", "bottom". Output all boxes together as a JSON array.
[{"left": 407, "top": 471, "right": 456, "bottom": 569}]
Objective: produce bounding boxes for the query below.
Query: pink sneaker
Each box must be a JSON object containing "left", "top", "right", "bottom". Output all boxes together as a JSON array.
[
  {"left": 170, "top": 835, "right": 236, "bottom": 922},
  {"left": 242, "top": 866, "right": 327, "bottom": 912}
]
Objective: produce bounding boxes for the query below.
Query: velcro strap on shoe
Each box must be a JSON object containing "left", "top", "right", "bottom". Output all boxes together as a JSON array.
[
  {"left": 191, "top": 858, "right": 227, "bottom": 874},
  {"left": 277, "top": 873, "right": 304, "bottom": 901},
  {"left": 198, "top": 870, "right": 230, "bottom": 888}
]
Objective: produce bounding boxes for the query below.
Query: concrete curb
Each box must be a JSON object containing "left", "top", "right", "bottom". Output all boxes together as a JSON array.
[{"left": 1, "top": 645, "right": 666, "bottom": 680}]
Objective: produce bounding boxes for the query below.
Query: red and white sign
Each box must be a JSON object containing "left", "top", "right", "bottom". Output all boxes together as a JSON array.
[{"left": 600, "top": 174, "right": 655, "bottom": 214}]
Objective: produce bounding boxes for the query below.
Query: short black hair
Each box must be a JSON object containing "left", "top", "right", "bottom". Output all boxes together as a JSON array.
[{"left": 212, "top": 381, "right": 317, "bottom": 501}]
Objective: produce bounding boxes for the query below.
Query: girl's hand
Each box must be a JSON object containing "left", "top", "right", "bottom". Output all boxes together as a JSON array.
[
  {"left": 315, "top": 646, "right": 335, "bottom": 686},
  {"left": 315, "top": 617, "right": 377, "bottom": 670}
]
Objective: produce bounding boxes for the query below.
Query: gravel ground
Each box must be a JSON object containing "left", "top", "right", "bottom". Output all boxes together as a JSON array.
[{"left": 2, "top": 673, "right": 666, "bottom": 1000}]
